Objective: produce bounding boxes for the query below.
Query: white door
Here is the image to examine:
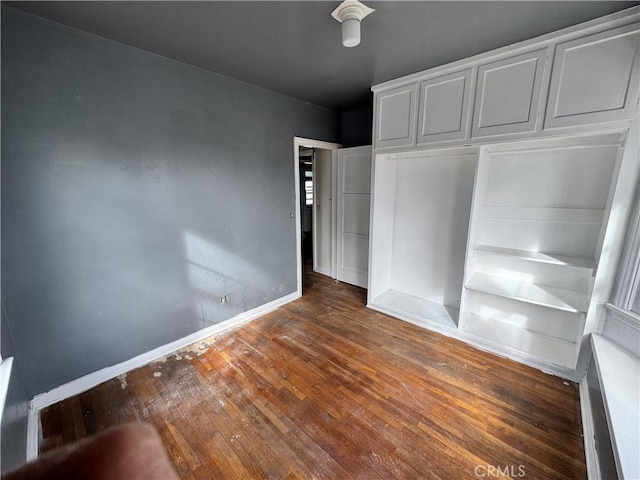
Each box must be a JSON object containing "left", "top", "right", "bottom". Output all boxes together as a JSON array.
[
  {"left": 313, "top": 149, "right": 333, "bottom": 276},
  {"left": 337, "top": 146, "right": 372, "bottom": 288}
]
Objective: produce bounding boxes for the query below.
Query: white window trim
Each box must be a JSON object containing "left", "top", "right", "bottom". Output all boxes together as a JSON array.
[{"left": 612, "top": 183, "right": 640, "bottom": 315}]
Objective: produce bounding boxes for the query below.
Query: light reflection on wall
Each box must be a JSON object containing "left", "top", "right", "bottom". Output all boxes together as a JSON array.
[{"left": 182, "top": 230, "right": 276, "bottom": 325}]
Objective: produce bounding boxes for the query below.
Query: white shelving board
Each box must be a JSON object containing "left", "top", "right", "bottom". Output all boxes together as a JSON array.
[
  {"left": 371, "top": 290, "right": 459, "bottom": 329},
  {"left": 462, "top": 314, "right": 579, "bottom": 368},
  {"left": 592, "top": 334, "right": 640, "bottom": 480},
  {"left": 466, "top": 273, "right": 589, "bottom": 313},
  {"left": 474, "top": 245, "right": 596, "bottom": 270}
]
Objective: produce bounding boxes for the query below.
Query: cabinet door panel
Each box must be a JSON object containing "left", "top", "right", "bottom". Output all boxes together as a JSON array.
[
  {"left": 545, "top": 23, "right": 640, "bottom": 129},
  {"left": 472, "top": 49, "right": 547, "bottom": 138},
  {"left": 417, "top": 69, "right": 472, "bottom": 144},
  {"left": 374, "top": 84, "right": 417, "bottom": 149}
]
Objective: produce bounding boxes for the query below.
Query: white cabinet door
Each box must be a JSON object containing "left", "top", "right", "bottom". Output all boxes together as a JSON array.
[
  {"left": 544, "top": 23, "right": 640, "bottom": 129},
  {"left": 337, "top": 146, "right": 372, "bottom": 289},
  {"left": 417, "top": 69, "right": 472, "bottom": 144},
  {"left": 471, "top": 49, "right": 547, "bottom": 138},
  {"left": 374, "top": 84, "right": 417, "bottom": 149}
]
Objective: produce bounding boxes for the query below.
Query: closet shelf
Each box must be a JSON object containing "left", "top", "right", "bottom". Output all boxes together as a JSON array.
[
  {"left": 461, "top": 314, "right": 579, "bottom": 368},
  {"left": 481, "top": 206, "right": 605, "bottom": 224},
  {"left": 474, "top": 245, "right": 596, "bottom": 270},
  {"left": 465, "top": 273, "right": 589, "bottom": 313},
  {"left": 371, "top": 289, "right": 458, "bottom": 328}
]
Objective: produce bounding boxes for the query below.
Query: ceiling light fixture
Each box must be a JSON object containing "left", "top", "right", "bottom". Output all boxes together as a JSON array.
[{"left": 331, "top": 0, "right": 375, "bottom": 48}]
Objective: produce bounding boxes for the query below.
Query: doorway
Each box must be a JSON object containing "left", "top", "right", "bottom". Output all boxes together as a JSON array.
[{"left": 293, "top": 138, "right": 340, "bottom": 295}]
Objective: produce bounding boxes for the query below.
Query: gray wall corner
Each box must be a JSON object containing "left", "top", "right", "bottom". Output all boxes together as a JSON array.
[{"left": 1, "top": 6, "right": 339, "bottom": 397}]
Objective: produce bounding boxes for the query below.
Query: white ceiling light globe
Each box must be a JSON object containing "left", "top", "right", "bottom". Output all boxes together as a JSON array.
[
  {"left": 342, "top": 18, "right": 361, "bottom": 47},
  {"left": 331, "top": 0, "right": 374, "bottom": 48}
]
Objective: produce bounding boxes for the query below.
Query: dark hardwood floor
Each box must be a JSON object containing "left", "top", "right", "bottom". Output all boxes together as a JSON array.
[{"left": 40, "top": 268, "right": 586, "bottom": 479}]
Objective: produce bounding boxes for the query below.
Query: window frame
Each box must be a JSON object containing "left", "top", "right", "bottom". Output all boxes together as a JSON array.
[{"left": 612, "top": 185, "right": 640, "bottom": 315}]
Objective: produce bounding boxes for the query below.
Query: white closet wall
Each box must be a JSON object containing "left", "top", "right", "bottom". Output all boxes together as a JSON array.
[{"left": 370, "top": 148, "right": 477, "bottom": 330}]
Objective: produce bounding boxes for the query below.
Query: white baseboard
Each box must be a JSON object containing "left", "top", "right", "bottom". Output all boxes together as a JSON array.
[
  {"left": 25, "top": 291, "right": 300, "bottom": 460},
  {"left": 367, "top": 302, "right": 581, "bottom": 381},
  {"left": 580, "top": 376, "right": 600, "bottom": 480},
  {"left": 26, "top": 405, "right": 39, "bottom": 461},
  {"left": 313, "top": 266, "right": 332, "bottom": 277}
]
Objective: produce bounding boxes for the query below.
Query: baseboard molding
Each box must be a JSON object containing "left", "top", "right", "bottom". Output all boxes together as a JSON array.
[
  {"left": 580, "top": 376, "right": 600, "bottom": 479},
  {"left": 313, "top": 266, "right": 332, "bottom": 277},
  {"left": 367, "top": 302, "right": 581, "bottom": 381},
  {"left": 26, "top": 290, "right": 300, "bottom": 460},
  {"left": 26, "top": 405, "right": 39, "bottom": 461}
]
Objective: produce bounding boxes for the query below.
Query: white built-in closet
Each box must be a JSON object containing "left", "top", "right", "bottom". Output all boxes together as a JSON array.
[{"left": 367, "top": 6, "right": 640, "bottom": 380}]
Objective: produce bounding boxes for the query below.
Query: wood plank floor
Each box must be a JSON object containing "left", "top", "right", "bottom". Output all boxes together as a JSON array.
[{"left": 40, "top": 269, "right": 586, "bottom": 479}]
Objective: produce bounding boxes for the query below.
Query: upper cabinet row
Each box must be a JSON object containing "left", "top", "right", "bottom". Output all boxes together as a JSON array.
[{"left": 374, "top": 20, "right": 640, "bottom": 150}]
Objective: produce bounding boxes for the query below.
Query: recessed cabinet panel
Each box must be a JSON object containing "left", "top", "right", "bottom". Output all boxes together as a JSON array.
[
  {"left": 375, "top": 84, "right": 417, "bottom": 149},
  {"left": 342, "top": 196, "right": 370, "bottom": 236},
  {"left": 417, "top": 69, "right": 472, "bottom": 144},
  {"left": 545, "top": 23, "right": 640, "bottom": 129},
  {"left": 341, "top": 235, "right": 369, "bottom": 273},
  {"left": 472, "top": 50, "right": 547, "bottom": 137},
  {"left": 343, "top": 154, "right": 372, "bottom": 193}
]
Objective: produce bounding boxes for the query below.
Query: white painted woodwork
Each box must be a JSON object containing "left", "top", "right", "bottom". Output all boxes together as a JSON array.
[
  {"left": 464, "top": 289, "right": 583, "bottom": 342},
  {"left": 0, "top": 357, "right": 14, "bottom": 426},
  {"left": 372, "top": 8, "right": 639, "bottom": 153},
  {"left": 368, "top": 8, "right": 640, "bottom": 379},
  {"left": 474, "top": 245, "right": 596, "bottom": 269},
  {"left": 368, "top": 147, "right": 477, "bottom": 326},
  {"left": 466, "top": 273, "right": 589, "bottom": 313},
  {"left": 459, "top": 133, "right": 625, "bottom": 371},
  {"left": 374, "top": 84, "right": 418, "bottom": 149},
  {"left": 473, "top": 249, "right": 593, "bottom": 292},
  {"left": 545, "top": 23, "right": 640, "bottom": 129},
  {"left": 580, "top": 116, "right": 640, "bottom": 344},
  {"left": 591, "top": 334, "right": 640, "bottom": 480},
  {"left": 313, "top": 149, "right": 333, "bottom": 277},
  {"left": 293, "top": 137, "right": 341, "bottom": 296},
  {"left": 462, "top": 313, "right": 579, "bottom": 368},
  {"left": 472, "top": 49, "right": 547, "bottom": 137},
  {"left": 337, "top": 146, "right": 372, "bottom": 288},
  {"left": 602, "top": 304, "right": 640, "bottom": 358},
  {"left": 417, "top": 69, "right": 472, "bottom": 144},
  {"left": 582, "top": 306, "right": 640, "bottom": 480},
  {"left": 372, "top": 290, "right": 458, "bottom": 329},
  {"left": 477, "top": 213, "right": 605, "bottom": 260}
]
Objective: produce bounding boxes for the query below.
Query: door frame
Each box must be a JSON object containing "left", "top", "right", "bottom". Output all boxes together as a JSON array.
[{"left": 293, "top": 137, "right": 341, "bottom": 296}]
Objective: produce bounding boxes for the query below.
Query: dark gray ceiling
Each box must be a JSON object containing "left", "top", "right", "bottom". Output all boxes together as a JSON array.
[{"left": 5, "top": 1, "right": 639, "bottom": 111}]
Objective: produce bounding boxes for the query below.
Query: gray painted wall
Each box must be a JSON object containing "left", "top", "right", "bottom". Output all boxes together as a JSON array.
[
  {"left": 1, "top": 7, "right": 339, "bottom": 398},
  {"left": 1, "top": 309, "right": 29, "bottom": 473},
  {"left": 341, "top": 104, "right": 373, "bottom": 148}
]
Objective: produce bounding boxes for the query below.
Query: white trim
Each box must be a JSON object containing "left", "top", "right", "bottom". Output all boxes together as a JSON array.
[
  {"left": 25, "top": 291, "right": 299, "bottom": 459},
  {"left": 293, "top": 137, "right": 341, "bottom": 294},
  {"left": 0, "top": 357, "right": 14, "bottom": 423},
  {"left": 580, "top": 376, "right": 601, "bottom": 480},
  {"left": 314, "top": 266, "right": 331, "bottom": 277},
  {"left": 312, "top": 153, "right": 319, "bottom": 273},
  {"left": 331, "top": 150, "right": 338, "bottom": 279},
  {"left": 26, "top": 404, "right": 39, "bottom": 461},
  {"left": 605, "top": 303, "right": 640, "bottom": 331},
  {"left": 612, "top": 169, "right": 640, "bottom": 309},
  {"left": 371, "top": 6, "right": 640, "bottom": 93},
  {"left": 367, "top": 301, "right": 581, "bottom": 381}
]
